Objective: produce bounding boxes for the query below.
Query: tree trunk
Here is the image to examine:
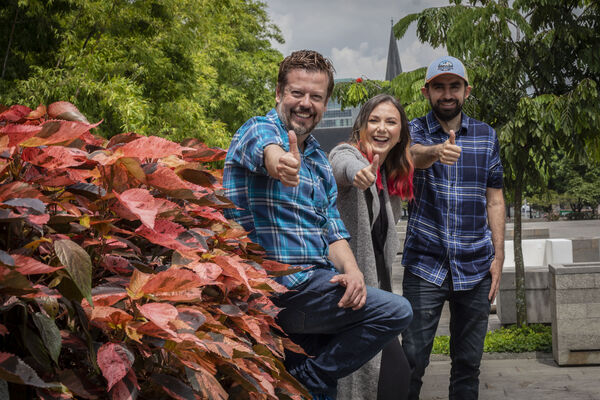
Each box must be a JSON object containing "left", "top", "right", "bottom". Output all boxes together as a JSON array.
[
  {"left": 514, "top": 171, "right": 527, "bottom": 326},
  {"left": 2, "top": 5, "right": 19, "bottom": 80}
]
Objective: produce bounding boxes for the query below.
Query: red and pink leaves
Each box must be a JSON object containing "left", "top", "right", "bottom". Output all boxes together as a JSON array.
[
  {"left": 97, "top": 343, "right": 135, "bottom": 391},
  {"left": 0, "top": 100, "right": 306, "bottom": 399},
  {"left": 114, "top": 189, "right": 158, "bottom": 229}
]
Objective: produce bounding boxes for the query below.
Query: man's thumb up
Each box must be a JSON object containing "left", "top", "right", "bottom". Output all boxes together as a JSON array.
[
  {"left": 448, "top": 129, "right": 456, "bottom": 145},
  {"left": 288, "top": 130, "right": 300, "bottom": 159}
]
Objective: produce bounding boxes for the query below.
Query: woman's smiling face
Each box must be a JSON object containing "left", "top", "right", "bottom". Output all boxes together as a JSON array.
[{"left": 362, "top": 101, "right": 402, "bottom": 162}]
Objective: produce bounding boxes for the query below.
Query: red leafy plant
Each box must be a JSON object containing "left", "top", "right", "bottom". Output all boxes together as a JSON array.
[{"left": 0, "top": 103, "right": 309, "bottom": 399}]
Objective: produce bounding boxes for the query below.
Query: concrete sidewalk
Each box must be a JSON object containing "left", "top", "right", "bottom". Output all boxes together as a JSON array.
[
  {"left": 421, "top": 354, "right": 600, "bottom": 400},
  {"left": 393, "top": 219, "right": 600, "bottom": 399}
]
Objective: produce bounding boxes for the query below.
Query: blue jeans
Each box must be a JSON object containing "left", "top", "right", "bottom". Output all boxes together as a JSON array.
[
  {"left": 402, "top": 269, "right": 491, "bottom": 400},
  {"left": 273, "top": 268, "right": 413, "bottom": 398}
]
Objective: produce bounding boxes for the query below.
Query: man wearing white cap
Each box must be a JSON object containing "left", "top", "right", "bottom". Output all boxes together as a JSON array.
[{"left": 401, "top": 55, "right": 506, "bottom": 399}]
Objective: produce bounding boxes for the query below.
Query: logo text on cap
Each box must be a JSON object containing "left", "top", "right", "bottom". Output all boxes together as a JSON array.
[{"left": 438, "top": 61, "right": 453, "bottom": 71}]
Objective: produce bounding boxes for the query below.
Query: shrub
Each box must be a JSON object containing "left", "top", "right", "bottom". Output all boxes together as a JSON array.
[
  {"left": 0, "top": 103, "right": 308, "bottom": 399},
  {"left": 432, "top": 324, "right": 552, "bottom": 355}
]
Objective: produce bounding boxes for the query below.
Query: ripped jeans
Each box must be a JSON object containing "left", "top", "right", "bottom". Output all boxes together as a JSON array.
[{"left": 401, "top": 269, "right": 491, "bottom": 400}]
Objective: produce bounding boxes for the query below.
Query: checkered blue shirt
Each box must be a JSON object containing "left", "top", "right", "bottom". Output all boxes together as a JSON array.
[
  {"left": 402, "top": 111, "right": 503, "bottom": 290},
  {"left": 223, "top": 109, "right": 349, "bottom": 288}
]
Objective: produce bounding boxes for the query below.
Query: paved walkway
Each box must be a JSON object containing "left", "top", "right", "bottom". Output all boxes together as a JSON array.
[
  {"left": 393, "top": 219, "right": 600, "bottom": 399},
  {"left": 421, "top": 356, "right": 600, "bottom": 400}
]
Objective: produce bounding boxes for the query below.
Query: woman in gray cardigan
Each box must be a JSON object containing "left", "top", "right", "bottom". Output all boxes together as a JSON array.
[{"left": 329, "top": 94, "right": 414, "bottom": 400}]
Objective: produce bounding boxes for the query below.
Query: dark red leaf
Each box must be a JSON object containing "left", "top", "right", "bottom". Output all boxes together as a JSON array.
[
  {"left": 0, "top": 105, "right": 31, "bottom": 122},
  {"left": 100, "top": 255, "right": 133, "bottom": 275},
  {"left": 188, "top": 205, "right": 228, "bottom": 224},
  {"left": 141, "top": 268, "right": 204, "bottom": 294},
  {"left": 185, "top": 366, "right": 227, "bottom": 400},
  {"left": 144, "top": 164, "right": 207, "bottom": 199},
  {"left": 97, "top": 343, "right": 134, "bottom": 391},
  {"left": 119, "top": 136, "right": 183, "bottom": 160},
  {"left": 176, "top": 307, "right": 206, "bottom": 332},
  {"left": 113, "top": 189, "right": 158, "bottom": 229},
  {"left": 25, "top": 166, "right": 95, "bottom": 187},
  {"left": 21, "top": 119, "right": 102, "bottom": 147},
  {"left": 22, "top": 146, "right": 90, "bottom": 169},
  {"left": 0, "top": 181, "right": 44, "bottom": 202},
  {"left": 150, "top": 373, "right": 199, "bottom": 400},
  {"left": 138, "top": 303, "right": 178, "bottom": 337},
  {"left": 136, "top": 219, "right": 206, "bottom": 253},
  {"left": 0, "top": 123, "right": 43, "bottom": 146},
  {"left": 107, "top": 132, "right": 142, "bottom": 149},
  {"left": 89, "top": 306, "right": 133, "bottom": 327},
  {"left": 180, "top": 140, "right": 226, "bottom": 162},
  {"left": 12, "top": 254, "right": 63, "bottom": 275},
  {"left": 109, "top": 368, "right": 139, "bottom": 400},
  {"left": 176, "top": 167, "right": 219, "bottom": 188},
  {"left": 58, "top": 369, "right": 101, "bottom": 399},
  {"left": 47, "top": 101, "right": 89, "bottom": 123},
  {"left": 0, "top": 324, "right": 8, "bottom": 335},
  {"left": 90, "top": 284, "right": 128, "bottom": 307},
  {"left": 3, "top": 197, "right": 46, "bottom": 214},
  {"left": 26, "top": 104, "right": 47, "bottom": 120}
]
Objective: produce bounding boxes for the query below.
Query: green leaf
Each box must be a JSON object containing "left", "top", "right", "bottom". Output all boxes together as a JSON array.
[
  {"left": 32, "top": 312, "right": 62, "bottom": 365},
  {"left": 54, "top": 240, "right": 93, "bottom": 306}
]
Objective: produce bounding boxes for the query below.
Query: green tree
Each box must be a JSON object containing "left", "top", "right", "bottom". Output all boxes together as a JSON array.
[
  {"left": 549, "top": 155, "right": 600, "bottom": 216},
  {"left": 334, "top": 0, "right": 600, "bottom": 325},
  {"left": 0, "top": 0, "right": 283, "bottom": 148}
]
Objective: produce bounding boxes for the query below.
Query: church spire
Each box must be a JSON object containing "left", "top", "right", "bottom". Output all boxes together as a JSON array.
[{"left": 385, "top": 19, "right": 402, "bottom": 81}]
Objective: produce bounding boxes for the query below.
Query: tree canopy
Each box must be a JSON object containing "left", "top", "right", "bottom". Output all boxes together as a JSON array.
[{"left": 0, "top": 0, "right": 283, "bottom": 147}]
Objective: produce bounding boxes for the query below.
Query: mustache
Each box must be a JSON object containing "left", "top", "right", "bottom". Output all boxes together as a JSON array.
[
  {"left": 436, "top": 99, "right": 458, "bottom": 105},
  {"left": 293, "top": 106, "right": 313, "bottom": 115}
]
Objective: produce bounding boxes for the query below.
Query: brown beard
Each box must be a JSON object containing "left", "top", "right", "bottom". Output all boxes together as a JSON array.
[{"left": 431, "top": 99, "right": 462, "bottom": 122}]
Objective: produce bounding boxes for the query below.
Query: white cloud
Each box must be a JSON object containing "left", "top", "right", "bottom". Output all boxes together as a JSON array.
[
  {"left": 264, "top": 0, "right": 451, "bottom": 78},
  {"left": 330, "top": 45, "right": 387, "bottom": 80}
]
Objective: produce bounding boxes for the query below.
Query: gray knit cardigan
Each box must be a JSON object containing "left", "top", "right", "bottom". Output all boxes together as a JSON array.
[{"left": 329, "top": 143, "right": 403, "bottom": 400}]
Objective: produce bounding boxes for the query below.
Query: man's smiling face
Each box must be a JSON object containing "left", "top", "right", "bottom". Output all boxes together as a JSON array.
[{"left": 275, "top": 69, "right": 329, "bottom": 137}]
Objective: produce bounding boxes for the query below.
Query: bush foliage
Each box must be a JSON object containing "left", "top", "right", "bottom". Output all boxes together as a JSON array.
[
  {"left": 432, "top": 324, "right": 552, "bottom": 355},
  {"left": 0, "top": 103, "right": 308, "bottom": 399}
]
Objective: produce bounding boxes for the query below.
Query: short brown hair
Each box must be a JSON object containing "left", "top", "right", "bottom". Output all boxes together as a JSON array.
[{"left": 277, "top": 50, "right": 335, "bottom": 99}]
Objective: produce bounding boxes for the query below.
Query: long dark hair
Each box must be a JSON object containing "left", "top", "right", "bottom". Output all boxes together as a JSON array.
[{"left": 349, "top": 94, "right": 414, "bottom": 199}]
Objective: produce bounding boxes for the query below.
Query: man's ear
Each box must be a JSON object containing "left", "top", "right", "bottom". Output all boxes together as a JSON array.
[
  {"left": 420, "top": 86, "right": 429, "bottom": 99},
  {"left": 465, "top": 85, "right": 472, "bottom": 99},
  {"left": 275, "top": 84, "right": 282, "bottom": 104}
]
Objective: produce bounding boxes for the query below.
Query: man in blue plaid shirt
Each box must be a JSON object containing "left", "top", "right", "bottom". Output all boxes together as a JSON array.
[
  {"left": 223, "top": 50, "right": 412, "bottom": 399},
  {"left": 401, "top": 56, "right": 505, "bottom": 400}
]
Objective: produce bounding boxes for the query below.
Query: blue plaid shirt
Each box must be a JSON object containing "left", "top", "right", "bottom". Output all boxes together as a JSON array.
[
  {"left": 223, "top": 109, "right": 349, "bottom": 288},
  {"left": 402, "top": 111, "right": 504, "bottom": 290}
]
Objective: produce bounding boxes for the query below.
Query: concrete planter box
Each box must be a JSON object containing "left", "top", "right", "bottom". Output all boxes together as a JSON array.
[
  {"left": 549, "top": 262, "right": 600, "bottom": 366},
  {"left": 496, "top": 266, "right": 551, "bottom": 324},
  {"left": 571, "top": 238, "right": 600, "bottom": 263}
]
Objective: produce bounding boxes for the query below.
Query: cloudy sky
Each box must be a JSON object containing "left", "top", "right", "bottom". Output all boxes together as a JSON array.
[{"left": 263, "top": 0, "right": 449, "bottom": 80}]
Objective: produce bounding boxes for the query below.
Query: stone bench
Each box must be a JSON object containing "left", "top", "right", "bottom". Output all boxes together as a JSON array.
[
  {"left": 497, "top": 239, "right": 572, "bottom": 324},
  {"left": 549, "top": 262, "right": 600, "bottom": 366}
]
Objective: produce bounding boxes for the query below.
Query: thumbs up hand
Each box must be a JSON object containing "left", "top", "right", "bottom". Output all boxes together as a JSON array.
[
  {"left": 353, "top": 154, "right": 379, "bottom": 191},
  {"left": 266, "top": 130, "right": 301, "bottom": 187},
  {"left": 439, "top": 129, "right": 461, "bottom": 165}
]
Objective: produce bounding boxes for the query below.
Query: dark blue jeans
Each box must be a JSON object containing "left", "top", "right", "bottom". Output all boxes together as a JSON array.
[
  {"left": 402, "top": 269, "right": 491, "bottom": 400},
  {"left": 273, "top": 268, "right": 413, "bottom": 398}
]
